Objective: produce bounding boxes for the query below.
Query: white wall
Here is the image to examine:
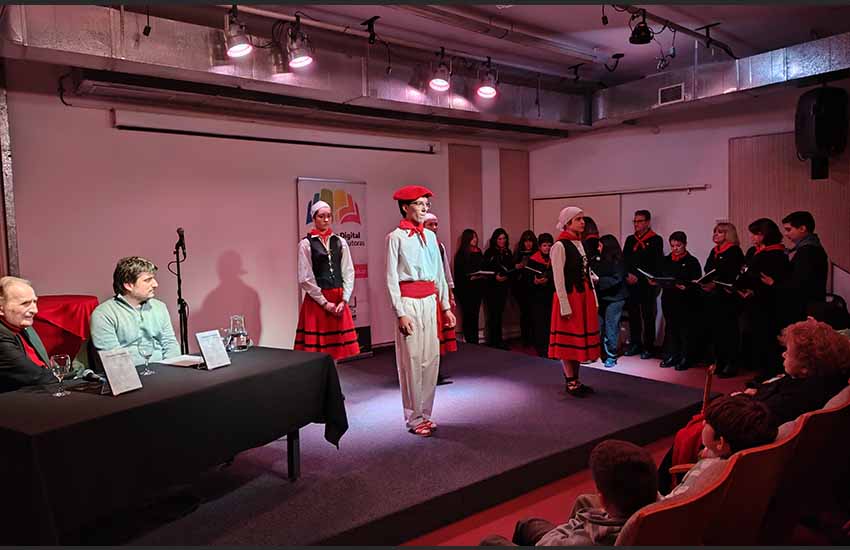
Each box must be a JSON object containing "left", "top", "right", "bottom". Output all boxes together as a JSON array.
[
  {"left": 530, "top": 89, "right": 804, "bottom": 264},
  {"left": 6, "top": 60, "right": 451, "bottom": 349}
]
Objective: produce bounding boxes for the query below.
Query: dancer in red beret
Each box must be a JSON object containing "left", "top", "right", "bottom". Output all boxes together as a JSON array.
[
  {"left": 549, "top": 206, "right": 601, "bottom": 396},
  {"left": 386, "top": 185, "right": 456, "bottom": 437},
  {"left": 294, "top": 200, "right": 360, "bottom": 361}
]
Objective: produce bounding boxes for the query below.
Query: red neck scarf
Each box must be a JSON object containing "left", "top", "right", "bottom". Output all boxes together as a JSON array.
[
  {"left": 632, "top": 229, "right": 658, "bottom": 251},
  {"left": 309, "top": 227, "right": 333, "bottom": 245},
  {"left": 399, "top": 219, "right": 426, "bottom": 242},
  {"left": 557, "top": 229, "right": 582, "bottom": 241},
  {"left": 713, "top": 241, "right": 734, "bottom": 255},
  {"left": 530, "top": 250, "right": 550, "bottom": 267},
  {"left": 671, "top": 251, "right": 688, "bottom": 263},
  {"left": 755, "top": 243, "right": 785, "bottom": 255}
]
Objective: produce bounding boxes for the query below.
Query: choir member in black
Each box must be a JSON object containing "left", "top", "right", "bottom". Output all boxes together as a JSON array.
[
  {"left": 527, "top": 233, "right": 555, "bottom": 358},
  {"left": 582, "top": 216, "right": 601, "bottom": 265},
  {"left": 623, "top": 210, "right": 664, "bottom": 359},
  {"left": 737, "top": 218, "right": 789, "bottom": 385},
  {"left": 453, "top": 229, "right": 486, "bottom": 345},
  {"left": 594, "top": 235, "right": 628, "bottom": 368},
  {"left": 701, "top": 222, "right": 746, "bottom": 378},
  {"left": 761, "top": 211, "right": 828, "bottom": 327},
  {"left": 484, "top": 228, "right": 514, "bottom": 350},
  {"left": 512, "top": 230, "right": 538, "bottom": 347},
  {"left": 654, "top": 231, "right": 702, "bottom": 371}
]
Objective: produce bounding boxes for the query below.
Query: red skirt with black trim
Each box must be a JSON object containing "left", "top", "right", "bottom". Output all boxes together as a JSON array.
[
  {"left": 548, "top": 284, "right": 600, "bottom": 362},
  {"left": 294, "top": 287, "right": 360, "bottom": 360}
]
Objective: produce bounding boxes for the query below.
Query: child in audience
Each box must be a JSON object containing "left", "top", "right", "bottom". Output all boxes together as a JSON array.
[
  {"left": 664, "top": 396, "right": 777, "bottom": 499},
  {"left": 480, "top": 440, "right": 657, "bottom": 546}
]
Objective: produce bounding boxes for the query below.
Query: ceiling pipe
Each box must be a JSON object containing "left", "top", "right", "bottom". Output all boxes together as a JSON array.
[
  {"left": 614, "top": 5, "right": 738, "bottom": 59},
  {"left": 392, "top": 5, "right": 602, "bottom": 64},
  {"left": 229, "top": 5, "right": 581, "bottom": 80}
]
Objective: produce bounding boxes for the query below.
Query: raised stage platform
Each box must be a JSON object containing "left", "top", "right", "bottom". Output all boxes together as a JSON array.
[{"left": 117, "top": 343, "right": 703, "bottom": 546}]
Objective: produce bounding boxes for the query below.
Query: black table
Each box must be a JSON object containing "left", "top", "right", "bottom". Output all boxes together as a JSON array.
[{"left": 0, "top": 347, "right": 347, "bottom": 545}]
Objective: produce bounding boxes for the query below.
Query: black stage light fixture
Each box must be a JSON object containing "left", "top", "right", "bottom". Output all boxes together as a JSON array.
[{"left": 629, "top": 11, "right": 653, "bottom": 45}]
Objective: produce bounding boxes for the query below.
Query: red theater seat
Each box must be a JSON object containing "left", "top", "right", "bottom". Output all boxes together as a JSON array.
[{"left": 32, "top": 295, "right": 99, "bottom": 358}]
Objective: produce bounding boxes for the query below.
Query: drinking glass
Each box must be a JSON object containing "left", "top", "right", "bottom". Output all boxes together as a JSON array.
[
  {"left": 50, "top": 354, "right": 71, "bottom": 397},
  {"left": 137, "top": 341, "right": 156, "bottom": 376}
]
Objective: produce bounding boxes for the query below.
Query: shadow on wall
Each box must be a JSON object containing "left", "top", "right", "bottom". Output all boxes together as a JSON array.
[{"left": 195, "top": 250, "right": 263, "bottom": 345}]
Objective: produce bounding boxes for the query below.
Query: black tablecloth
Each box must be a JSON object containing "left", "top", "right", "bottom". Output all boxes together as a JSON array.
[{"left": 0, "top": 347, "right": 347, "bottom": 545}]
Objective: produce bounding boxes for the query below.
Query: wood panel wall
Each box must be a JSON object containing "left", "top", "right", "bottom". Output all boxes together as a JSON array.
[
  {"left": 729, "top": 132, "right": 850, "bottom": 273},
  {"left": 499, "top": 149, "right": 530, "bottom": 243},
  {"left": 448, "top": 143, "right": 483, "bottom": 251}
]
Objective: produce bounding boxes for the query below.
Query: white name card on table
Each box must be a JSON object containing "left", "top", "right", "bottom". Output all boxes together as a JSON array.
[
  {"left": 160, "top": 354, "right": 205, "bottom": 367},
  {"left": 98, "top": 348, "right": 143, "bottom": 396},
  {"left": 196, "top": 330, "right": 231, "bottom": 370}
]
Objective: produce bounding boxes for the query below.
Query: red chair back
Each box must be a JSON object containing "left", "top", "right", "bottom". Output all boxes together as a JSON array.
[{"left": 32, "top": 295, "right": 99, "bottom": 358}]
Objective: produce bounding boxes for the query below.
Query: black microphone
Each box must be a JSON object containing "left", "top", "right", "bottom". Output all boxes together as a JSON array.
[
  {"left": 176, "top": 227, "right": 186, "bottom": 256},
  {"left": 81, "top": 369, "right": 107, "bottom": 384}
]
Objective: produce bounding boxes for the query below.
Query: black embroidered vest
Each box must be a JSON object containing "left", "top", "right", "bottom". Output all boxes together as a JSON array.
[
  {"left": 307, "top": 234, "right": 344, "bottom": 289},
  {"left": 559, "top": 239, "right": 592, "bottom": 294}
]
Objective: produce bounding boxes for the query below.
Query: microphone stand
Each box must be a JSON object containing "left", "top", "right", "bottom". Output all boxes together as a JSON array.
[{"left": 174, "top": 241, "right": 189, "bottom": 355}]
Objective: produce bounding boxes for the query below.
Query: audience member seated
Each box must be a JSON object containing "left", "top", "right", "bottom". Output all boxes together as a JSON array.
[
  {"left": 90, "top": 256, "right": 180, "bottom": 365},
  {"left": 480, "top": 440, "right": 657, "bottom": 546},
  {"left": 659, "top": 317, "right": 850, "bottom": 493},
  {"left": 0, "top": 276, "right": 57, "bottom": 392},
  {"left": 665, "top": 396, "right": 777, "bottom": 499}
]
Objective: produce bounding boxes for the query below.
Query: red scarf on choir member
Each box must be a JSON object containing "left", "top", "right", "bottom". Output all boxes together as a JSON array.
[
  {"left": 529, "top": 251, "right": 550, "bottom": 267},
  {"left": 755, "top": 243, "right": 785, "bottom": 255},
  {"left": 713, "top": 241, "right": 734, "bottom": 255},
  {"left": 671, "top": 251, "right": 688, "bottom": 262},
  {"left": 557, "top": 230, "right": 582, "bottom": 241},
  {"left": 632, "top": 229, "right": 658, "bottom": 251},
  {"left": 399, "top": 219, "right": 426, "bottom": 242}
]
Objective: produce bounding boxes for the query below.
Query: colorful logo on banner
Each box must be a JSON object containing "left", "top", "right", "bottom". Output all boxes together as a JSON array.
[{"left": 305, "top": 189, "right": 362, "bottom": 225}]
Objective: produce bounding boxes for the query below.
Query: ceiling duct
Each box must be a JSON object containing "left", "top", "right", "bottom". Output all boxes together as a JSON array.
[
  {"left": 594, "top": 31, "right": 850, "bottom": 126},
  {"left": 0, "top": 4, "right": 587, "bottom": 141}
]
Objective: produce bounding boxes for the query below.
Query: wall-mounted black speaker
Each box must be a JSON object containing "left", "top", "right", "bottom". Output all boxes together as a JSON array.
[{"left": 795, "top": 87, "right": 848, "bottom": 179}]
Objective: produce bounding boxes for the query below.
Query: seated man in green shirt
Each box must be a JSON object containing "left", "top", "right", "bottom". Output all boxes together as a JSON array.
[{"left": 90, "top": 256, "right": 180, "bottom": 366}]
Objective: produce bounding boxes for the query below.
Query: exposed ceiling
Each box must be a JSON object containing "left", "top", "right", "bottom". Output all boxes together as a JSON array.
[{"left": 143, "top": 4, "right": 850, "bottom": 86}]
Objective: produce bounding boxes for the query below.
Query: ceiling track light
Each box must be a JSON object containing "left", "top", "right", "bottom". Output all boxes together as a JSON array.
[
  {"left": 429, "top": 47, "right": 451, "bottom": 92},
  {"left": 286, "top": 14, "right": 314, "bottom": 68},
  {"left": 225, "top": 4, "right": 252, "bottom": 58},
  {"left": 629, "top": 10, "right": 653, "bottom": 45},
  {"left": 476, "top": 57, "right": 498, "bottom": 99}
]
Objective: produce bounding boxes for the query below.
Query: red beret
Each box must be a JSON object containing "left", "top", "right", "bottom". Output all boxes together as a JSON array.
[{"left": 393, "top": 185, "right": 433, "bottom": 201}]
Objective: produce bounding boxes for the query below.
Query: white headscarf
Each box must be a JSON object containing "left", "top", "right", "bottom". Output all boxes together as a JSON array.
[
  {"left": 423, "top": 212, "right": 438, "bottom": 223},
  {"left": 310, "top": 200, "right": 331, "bottom": 220},
  {"left": 556, "top": 206, "right": 583, "bottom": 232}
]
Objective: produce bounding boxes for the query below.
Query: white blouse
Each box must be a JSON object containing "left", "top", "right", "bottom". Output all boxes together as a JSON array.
[{"left": 297, "top": 234, "right": 355, "bottom": 306}]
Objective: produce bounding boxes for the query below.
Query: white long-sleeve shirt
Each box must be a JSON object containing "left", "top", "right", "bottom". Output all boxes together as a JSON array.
[
  {"left": 386, "top": 227, "right": 451, "bottom": 319},
  {"left": 297, "top": 234, "right": 355, "bottom": 306},
  {"left": 551, "top": 239, "right": 597, "bottom": 317}
]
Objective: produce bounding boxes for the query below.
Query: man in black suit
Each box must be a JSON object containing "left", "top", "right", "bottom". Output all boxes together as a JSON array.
[
  {"left": 623, "top": 210, "right": 664, "bottom": 359},
  {"left": 0, "top": 276, "right": 55, "bottom": 393}
]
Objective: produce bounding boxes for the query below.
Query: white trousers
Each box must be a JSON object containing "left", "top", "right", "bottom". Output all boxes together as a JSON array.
[{"left": 394, "top": 294, "right": 440, "bottom": 429}]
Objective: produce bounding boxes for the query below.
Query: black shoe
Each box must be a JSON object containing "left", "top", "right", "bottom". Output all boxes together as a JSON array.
[
  {"left": 436, "top": 375, "right": 453, "bottom": 386},
  {"left": 674, "top": 359, "right": 690, "bottom": 371},
  {"left": 623, "top": 345, "right": 642, "bottom": 357},
  {"left": 659, "top": 355, "right": 674, "bottom": 368},
  {"left": 640, "top": 350, "right": 655, "bottom": 360}
]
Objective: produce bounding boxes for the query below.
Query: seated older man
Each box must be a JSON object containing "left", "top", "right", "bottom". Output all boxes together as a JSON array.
[{"left": 0, "top": 276, "right": 56, "bottom": 392}]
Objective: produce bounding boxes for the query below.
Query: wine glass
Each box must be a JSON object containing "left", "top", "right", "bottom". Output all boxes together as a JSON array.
[
  {"left": 49, "top": 354, "right": 71, "bottom": 397},
  {"left": 220, "top": 327, "right": 232, "bottom": 351},
  {"left": 137, "top": 341, "right": 155, "bottom": 376}
]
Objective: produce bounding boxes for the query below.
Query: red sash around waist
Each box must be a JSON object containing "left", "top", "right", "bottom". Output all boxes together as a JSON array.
[{"left": 400, "top": 281, "right": 437, "bottom": 299}]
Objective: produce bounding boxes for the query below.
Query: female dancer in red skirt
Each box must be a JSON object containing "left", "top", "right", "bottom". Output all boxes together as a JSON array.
[
  {"left": 549, "top": 206, "right": 601, "bottom": 396},
  {"left": 294, "top": 200, "right": 360, "bottom": 361}
]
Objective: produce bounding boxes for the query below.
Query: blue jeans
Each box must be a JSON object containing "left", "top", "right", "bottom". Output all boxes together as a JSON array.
[{"left": 598, "top": 299, "right": 625, "bottom": 359}]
